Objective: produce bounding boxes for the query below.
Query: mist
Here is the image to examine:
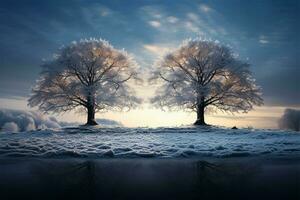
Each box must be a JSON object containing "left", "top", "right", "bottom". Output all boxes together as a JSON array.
[
  {"left": 0, "top": 109, "right": 122, "bottom": 132},
  {"left": 278, "top": 109, "right": 300, "bottom": 131},
  {"left": 0, "top": 109, "right": 61, "bottom": 132}
]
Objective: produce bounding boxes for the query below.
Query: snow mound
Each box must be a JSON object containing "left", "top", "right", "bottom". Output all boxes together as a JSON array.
[{"left": 0, "top": 109, "right": 123, "bottom": 132}]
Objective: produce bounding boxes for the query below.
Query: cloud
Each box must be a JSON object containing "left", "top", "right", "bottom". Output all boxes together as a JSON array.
[
  {"left": 143, "top": 44, "right": 171, "bottom": 55},
  {"left": 140, "top": 5, "right": 163, "bottom": 19},
  {"left": 0, "top": 109, "right": 123, "bottom": 132},
  {"left": 185, "top": 21, "right": 200, "bottom": 33},
  {"left": 166, "top": 16, "right": 178, "bottom": 23},
  {"left": 259, "top": 39, "right": 269, "bottom": 44},
  {"left": 187, "top": 13, "right": 199, "bottom": 21},
  {"left": 259, "top": 35, "right": 269, "bottom": 44},
  {"left": 278, "top": 109, "right": 300, "bottom": 131},
  {"left": 141, "top": 8, "right": 221, "bottom": 40},
  {"left": 0, "top": 109, "right": 61, "bottom": 132},
  {"left": 148, "top": 20, "right": 161, "bottom": 28},
  {"left": 199, "top": 4, "right": 213, "bottom": 13},
  {"left": 98, "top": 6, "right": 112, "bottom": 17},
  {"left": 185, "top": 13, "right": 209, "bottom": 34}
]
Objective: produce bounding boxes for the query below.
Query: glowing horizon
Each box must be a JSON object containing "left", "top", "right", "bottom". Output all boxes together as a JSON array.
[{"left": 1, "top": 97, "right": 296, "bottom": 129}]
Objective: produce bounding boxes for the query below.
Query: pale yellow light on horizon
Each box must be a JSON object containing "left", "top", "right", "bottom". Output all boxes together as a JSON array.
[
  {"left": 97, "top": 105, "right": 286, "bottom": 129},
  {"left": 0, "top": 97, "right": 296, "bottom": 129}
]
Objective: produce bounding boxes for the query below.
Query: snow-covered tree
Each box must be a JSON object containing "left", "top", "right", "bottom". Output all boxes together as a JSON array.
[
  {"left": 150, "top": 39, "right": 263, "bottom": 125},
  {"left": 29, "top": 38, "right": 141, "bottom": 125}
]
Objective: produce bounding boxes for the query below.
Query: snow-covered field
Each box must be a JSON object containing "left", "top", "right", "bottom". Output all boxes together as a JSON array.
[{"left": 0, "top": 126, "right": 299, "bottom": 158}]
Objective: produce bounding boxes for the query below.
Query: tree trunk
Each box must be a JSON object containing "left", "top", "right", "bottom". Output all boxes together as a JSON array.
[
  {"left": 85, "top": 94, "right": 98, "bottom": 126},
  {"left": 86, "top": 107, "right": 97, "bottom": 125},
  {"left": 194, "top": 97, "right": 206, "bottom": 126}
]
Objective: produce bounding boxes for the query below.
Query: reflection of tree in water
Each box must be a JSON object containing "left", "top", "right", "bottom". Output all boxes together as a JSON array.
[
  {"left": 32, "top": 160, "right": 97, "bottom": 200},
  {"left": 69, "top": 161, "right": 96, "bottom": 199},
  {"left": 193, "top": 160, "right": 259, "bottom": 199},
  {"left": 194, "top": 161, "right": 225, "bottom": 188}
]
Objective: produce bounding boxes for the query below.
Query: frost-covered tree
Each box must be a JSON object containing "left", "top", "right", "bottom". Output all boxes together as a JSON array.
[
  {"left": 150, "top": 39, "right": 263, "bottom": 125},
  {"left": 29, "top": 38, "right": 141, "bottom": 125}
]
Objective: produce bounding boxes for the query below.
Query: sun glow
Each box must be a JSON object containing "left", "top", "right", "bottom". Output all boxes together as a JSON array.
[{"left": 0, "top": 96, "right": 298, "bottom": 129}]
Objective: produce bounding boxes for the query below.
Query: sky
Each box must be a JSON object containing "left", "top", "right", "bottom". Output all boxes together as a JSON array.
[{"left": 0, "top": 0, "right": 299, "bottom": 128}]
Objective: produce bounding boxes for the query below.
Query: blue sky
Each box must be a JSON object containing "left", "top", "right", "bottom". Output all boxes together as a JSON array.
[{"left": 0, "top": 0, "right": 299, "bottom": 127}]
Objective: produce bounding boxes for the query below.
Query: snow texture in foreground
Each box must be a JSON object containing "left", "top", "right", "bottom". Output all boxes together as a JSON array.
[{"left": 0, "top": 126, "right": 299, "bottom": 158}]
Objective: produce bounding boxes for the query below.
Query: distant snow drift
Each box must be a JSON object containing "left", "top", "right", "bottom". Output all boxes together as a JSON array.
[
  {"left": 0, "top": 109, "right": 61, "bottom": 132},
  {"left": 0, "top": 109, "right": 122, "bottom": 132},
  {"left": 278, "top": 109, "right": 300, "bottom": 131}
]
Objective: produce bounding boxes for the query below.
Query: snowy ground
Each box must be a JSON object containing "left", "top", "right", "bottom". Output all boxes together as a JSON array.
[{"left": 0, "top": 126, "right": 299, "bottom": 159}]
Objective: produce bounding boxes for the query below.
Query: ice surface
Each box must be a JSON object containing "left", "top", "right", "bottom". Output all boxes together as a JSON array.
[{"left": 0, "top": 126, "right": 299, "bottom": 158}]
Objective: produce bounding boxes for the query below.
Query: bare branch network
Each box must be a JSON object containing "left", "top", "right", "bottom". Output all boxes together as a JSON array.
[
  {"left": 150, "top": 38, "right": 263, "bottom": 125},
  {"left": 28, "top": 38, "right": 263, "bottom": 126}
]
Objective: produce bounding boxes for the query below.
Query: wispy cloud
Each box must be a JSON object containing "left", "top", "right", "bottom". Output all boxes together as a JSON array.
[
  {"left": 187, "top": 13, "right": 199, "bottom": 21},
  {"left": 140, "top": 5, "right": 164, "bottom": 29},
  {"left": 166, "top": 16, "right": 178, "bottom": 23},
  {"left": 143, "top": 44, "right": 172, "bottom": 55},
  {"left": 99, "top": 6, "right": 113, "bottom": 17},
  {"left": 259, "top": 39, "right": 269, "bottom": 44},
  {"left": 185, "top": 12, "right": 215, "bottom": 35},
  {"left": 199, "top": 4, "right": 213, "bottom": 13},
  {"left": 259, "top": 35, "right": 269, "bottom": 44},
  {"left": 148, "top": 20, "right": 161, "bottom": 28},
  {"left": 184, "top": 21, "right": 200, "bottom": 33},
  {"left": 140, "top": 5, "right": 225, "bottom": 39},
  {"left": 140, "top": 4, "right": 229, "bottom": 43},
  {"left": 140, "top": 5, "right": 163, "bottom": 19}
]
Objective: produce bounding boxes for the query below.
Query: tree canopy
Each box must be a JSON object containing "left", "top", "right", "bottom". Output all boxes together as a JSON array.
[
  {"left": 150, "top": 38, "right": 263, "bottom": 125},
  {"left": 28, "top": 38, "right": 141, "bottom": 125}
]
